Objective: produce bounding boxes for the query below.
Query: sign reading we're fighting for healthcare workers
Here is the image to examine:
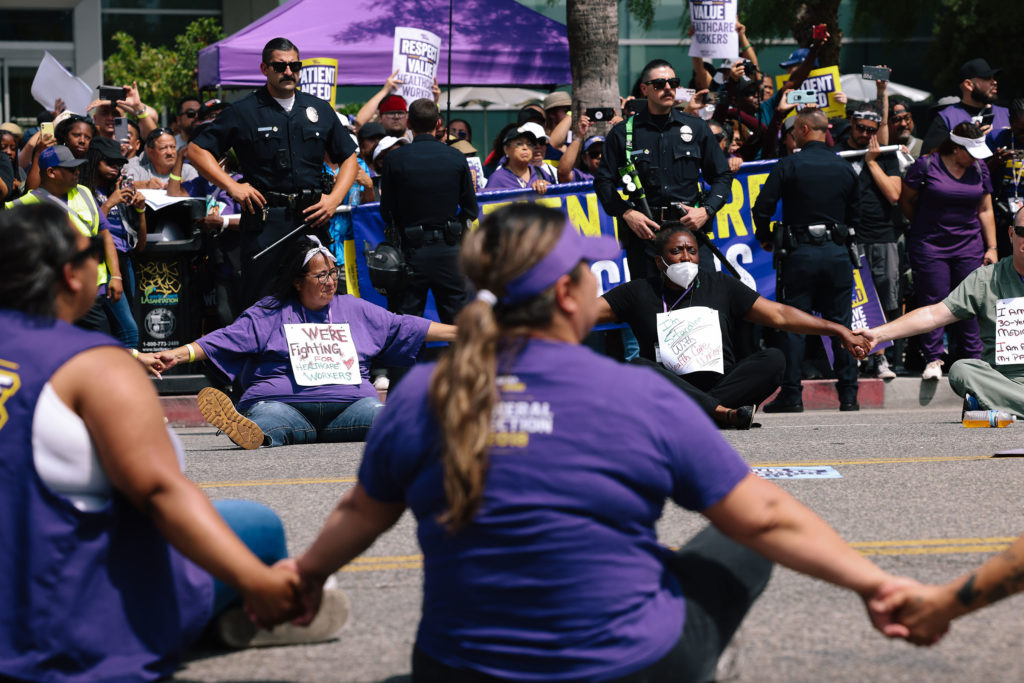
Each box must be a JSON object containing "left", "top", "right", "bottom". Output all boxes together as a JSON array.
[
  {"left": 775, "top": 66, "right": 846, "bottom": 120},
  {"left": 392, "top": 27, "right": 442, "bottom": 106},
  {"left": 687, "top": 0, "right": 738, "bottom": 60}
]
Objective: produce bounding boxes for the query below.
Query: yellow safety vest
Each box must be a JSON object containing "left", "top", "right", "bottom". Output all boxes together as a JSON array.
[{"left": 6, "top": 185, "right": 109, "bottom": 286}]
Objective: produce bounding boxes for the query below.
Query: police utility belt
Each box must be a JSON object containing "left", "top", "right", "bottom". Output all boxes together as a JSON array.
[
  {"left": 261, "top": 189, "right": 321, "bottom": 210},
  {"left": 787, "top": 223, "right": 846, "bottom": 246},
  {"left": 397, "top": 220, "right": 464, "bottom": 248}
]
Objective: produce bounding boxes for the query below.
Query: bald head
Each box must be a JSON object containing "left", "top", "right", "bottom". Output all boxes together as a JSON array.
[{"left": 794, "top": 108, "right": 829, "bottom": 146}]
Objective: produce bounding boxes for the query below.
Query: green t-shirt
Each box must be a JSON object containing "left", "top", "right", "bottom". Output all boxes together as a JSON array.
[{"left": 943, "top": 257, "right": 1024, "bottom": 377}]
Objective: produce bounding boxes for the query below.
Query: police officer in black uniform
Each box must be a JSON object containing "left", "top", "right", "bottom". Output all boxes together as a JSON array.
[
  {"left": 379, "top": 98, "right": 478, "bottom": 323},
  {"left": 752, "top": 108, "right": 862, "bottom": 413},
  {"left": 595, "top": 59, "right": 733, "bottom": 280},
  {"left": 188, "top": 37, "right": 357, "bottom": 307}
]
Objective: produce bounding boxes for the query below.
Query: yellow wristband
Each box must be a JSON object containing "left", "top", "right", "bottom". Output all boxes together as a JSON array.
[
  {"left": 130, "top": 348, "right": 139, "bottom": 359},
  {"left": 134, "top": 205, "right": 145, "bottom": 213},
  {"left": 186, "top": 343, "right": 196, "bottom": 363},
  {"left": 136, "top": 109, "right": 149, "bottom": 118},
  {"left": 169, "top": 173, "right": 182, "bottom": 182}
]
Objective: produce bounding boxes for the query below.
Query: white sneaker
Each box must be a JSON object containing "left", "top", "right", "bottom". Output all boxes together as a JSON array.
[
  {"left": 876, "top": 355, "right": 897, "bottom": 379},
  {"left": 922, "top": 359, "right": 944, "bottom": 381}
]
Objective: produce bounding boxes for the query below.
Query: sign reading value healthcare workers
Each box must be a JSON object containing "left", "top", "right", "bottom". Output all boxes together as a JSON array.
[
  {"left": 994, "top": 297, "right": 1024, "bottom": 365},
  {"left": 775, "top": 65, "right": 846, "bottom": 120},
  {"left": 284, "top": 323, "right": 361, "bottom": 386},
  {"left": 392, "top": 27, "right": 442, "bottom": 106},
  {"left": 688, "top": 0, "right": 738, "bottom": 60},
  {"left": 299, "top": 57, "right": 339, "bottom": 108}
]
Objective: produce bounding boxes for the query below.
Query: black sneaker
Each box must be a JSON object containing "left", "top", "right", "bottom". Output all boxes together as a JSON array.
[
  {"left": 839, "top": 400, "right": 860, "bottom": 412},
  {"left": 763, "top": 398, "right": 804, "bottom": 413}
]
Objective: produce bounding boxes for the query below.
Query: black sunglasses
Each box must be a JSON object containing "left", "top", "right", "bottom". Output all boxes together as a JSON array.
[
  {"left": 1013, "top": 225, "right": 1024, "bottom": 238},
  {"left": 145, "top": 128, "right": 174, "bottom": 144},
  {"left": 180, "top": 109, "right": 198, "bottom": 118},
  {"left": 644, "top": 77, "right": 681, "bottom": 90},
  {"left": 69, "top": 235, "right": 105, "bottom": 264},
  {"left": 854, "top": 123, "right": 879, "bottom": 134},
  {"left": 266, "top": 60, "right": 302, "bottom": 73}
]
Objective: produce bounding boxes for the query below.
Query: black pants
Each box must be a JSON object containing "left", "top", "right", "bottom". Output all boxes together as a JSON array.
[
  {"left": 631, "top": 349, "right": 785, "bottom": 418},
  {"left": 411, "top": 527, "right": 773, "bottom": 683},
  {"left": 238, "top": 207, "right": 331, "bottom": 309},
  {"left": 389, "top": 240, "right": 468, "bottom": 324},
  {"left": 776, "top": 241, "right": 858, "bottom": 403}
]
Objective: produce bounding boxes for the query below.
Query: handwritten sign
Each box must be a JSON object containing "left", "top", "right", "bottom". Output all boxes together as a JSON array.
[
  {"left": 284, "top": 323, "right": 360, "bottom": 386},
  {"left": 994, "top": 297, "right": 1024, "bottom": 365},
  {"left": 688, "top": 1, "right": 738, "bottom": 60},
  {"left": 656, "top": 306, "right": 724, "bottom": 375},
  {"left": 299, "top": 57, "right": 339, "bottom": 108},
  {"left": 775, "top": 66, "right": 846, "bottom": 121},
  {"left": 392, "top": 26, "right": 442, "bottom": 106}
]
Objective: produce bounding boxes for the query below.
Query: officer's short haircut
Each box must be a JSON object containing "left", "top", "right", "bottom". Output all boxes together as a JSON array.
[
  {"left": 408, "top": 99, "right": 440, "bottom": 135},
  {"left": 640, "top": 59, "right": 674, "bottom": 83},
  {"left": 262, "top": 37, "right": 299, "bottom": 63},
  {"left": 795, "top": 108, "right": 829, "bottom": 132}
]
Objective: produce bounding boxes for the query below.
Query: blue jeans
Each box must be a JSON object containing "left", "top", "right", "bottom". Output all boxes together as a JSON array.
[
  {"left": 210, "top": 499, "right": 288, "bottom": 616},
  {"left": 102, "top": 255, "right": 139, "bottom": 348},
  {"left": 243, "top": 397, "right": 384, "bottom": 447}
]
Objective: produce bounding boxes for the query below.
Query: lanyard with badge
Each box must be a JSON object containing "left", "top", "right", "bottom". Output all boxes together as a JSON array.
[
  {"left": 1008, "top": 138, "right": 1023, "bottom": 216},
  {"left": 654, "top": 279, "right": 724, "bottom": 375}
]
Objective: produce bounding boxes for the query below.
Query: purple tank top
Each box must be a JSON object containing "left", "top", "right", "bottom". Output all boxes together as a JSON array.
[{"left": 0, "top": 309, "right": 212, "bottom": 681}]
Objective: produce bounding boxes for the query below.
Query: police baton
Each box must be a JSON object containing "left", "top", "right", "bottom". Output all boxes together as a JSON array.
[{"left": 250, "top": 205, "right": 352, "bottom": 262}]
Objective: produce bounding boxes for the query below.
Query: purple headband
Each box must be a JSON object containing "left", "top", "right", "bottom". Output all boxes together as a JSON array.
[{"left": 496, "top": 222, "right": 620, "bottom": 306}]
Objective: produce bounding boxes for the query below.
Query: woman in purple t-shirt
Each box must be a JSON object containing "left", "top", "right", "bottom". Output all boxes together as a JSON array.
[
  {"left": 899, "top": 122, "right": 998, "bottom": 380},
  {"left": 273, "top": 204, "right": 928, "bottom": 680}
]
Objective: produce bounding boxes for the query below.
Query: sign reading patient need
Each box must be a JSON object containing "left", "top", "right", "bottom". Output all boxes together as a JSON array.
[
  {"left": 392, "top": 27, "right": 442, "bottom": 106},
  {"left": 688, "top": 0, "right": 738, "bottom": 60}
]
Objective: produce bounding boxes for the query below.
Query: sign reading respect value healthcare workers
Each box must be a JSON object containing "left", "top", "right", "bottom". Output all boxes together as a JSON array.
[
  {"left": 688, "top": 0, "right": 739, "bottom": 60},
  {"left": 392, "top": 27, "right": 442, "bottom": 106}
]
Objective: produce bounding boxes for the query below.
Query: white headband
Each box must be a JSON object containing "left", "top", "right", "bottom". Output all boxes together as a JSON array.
[
  {"left": 950, "top": 132, "right": 985, "bottom": 148},
  {"left": 851, "top": 110, "right": 882, "bottom": 123},
  {"left": 301, "top": 235, "right": 337, "bottom": 267}
]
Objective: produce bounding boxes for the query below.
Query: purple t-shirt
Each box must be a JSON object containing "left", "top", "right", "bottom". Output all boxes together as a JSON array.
[
  {"left": 359, "top": 339, "right": 750, "bottom": 680},
  {"left": 197, "top": 295, "right": 430, "bottom": 410},
  {"left": 905, "top": 152, "right": 993, "bottom": 258},
  {"left": 485, "top": 164, "right": 548, "bottom": 191}
]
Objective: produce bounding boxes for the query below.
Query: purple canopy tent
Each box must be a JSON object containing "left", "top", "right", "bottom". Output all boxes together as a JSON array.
[{"left": 198, "top": 0, "right": 571, "bottom": 89}]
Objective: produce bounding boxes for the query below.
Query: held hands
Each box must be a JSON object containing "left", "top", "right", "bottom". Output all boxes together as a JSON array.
[
  {"left": 868, "top": 579, "right": 956, "bottom": 646},
  {"left": 242, "top": 561, "right": 304, "bottom": 630},
  {"left": 136, "top": 351, "right": 170, "bottom": 379},
  {"left": 840, "top": 328, "right": 872, "bottom": 359},
  {"left": 278, "top": 558, "right": 328, "bottom": 627},
  {"left": 853, "top": 327, "right": 881, "bottom": 354}
]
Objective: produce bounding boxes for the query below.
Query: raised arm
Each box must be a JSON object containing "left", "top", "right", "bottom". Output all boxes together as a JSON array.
[{"left": 354, "top": 72, "right": 403, "bottom": 128}]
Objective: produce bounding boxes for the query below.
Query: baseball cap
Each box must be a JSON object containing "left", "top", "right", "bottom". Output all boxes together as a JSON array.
[
  {"left": 583, "top": 136, "right": 605, "bottom": 152},
  {"left": 950, "top": 131, "right": 993, "bottom": 160},
  {"left": 517, "top": 104, "right": 545, "bottom": 126},
  {"left": 378, "top": 95, "right": 407, "bottom": 114},
  {"left": 958, "top": 58, "right": 999, "bottom": 81},
  {"left": 39, "top": 145, "right": 87, "bottom": 170},
  {"left": 372, "top": 136, "right": 406, "bottom": 161},
  {"left": 504, "top": 122, "right": 548, "bottom": 145},
  {"left": 542, "top": 91, "right": 571, "bottom": 110},
  {"left": 0, "top": 122, "right": 24, "bottom": 138},
  {"left": 780, "top": 48, "right": 814, "bottom": 69},
  {"left": 89, "top": 136, "right": 126, "bottom": 162},
  {"left": 358, "top": 121, "right": 386, "bottom": 141}
]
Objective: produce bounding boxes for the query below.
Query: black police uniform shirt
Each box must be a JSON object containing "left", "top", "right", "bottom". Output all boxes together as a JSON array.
[
  {"left": 190, "top": 86, "right": 356, "bottom": 193},
  {"left": 840, "top": 139, "right": 900, "bottom": 244},
  {"left": 602, "top": 271, "right": 759, "bottom": 371},
  {"left": 595, "top": 107, "right": 733, "bottom": 218},
  {"left": 752, "top": 140, "right": 860, "bottom": 237},
  {"left": 379, "top": 133, "right": 478, "bottom": 228}
]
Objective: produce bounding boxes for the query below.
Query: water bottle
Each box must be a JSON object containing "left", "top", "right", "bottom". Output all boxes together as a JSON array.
[{"left": 962, "top": 410, "right": 1017, "bottom": 428}]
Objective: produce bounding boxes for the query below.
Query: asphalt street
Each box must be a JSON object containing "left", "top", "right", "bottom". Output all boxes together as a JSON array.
[{"left": 175, "top": 406, "right": 1024, "bottom": 682}]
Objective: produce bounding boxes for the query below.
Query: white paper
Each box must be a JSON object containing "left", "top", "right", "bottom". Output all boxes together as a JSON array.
[
  {"left": 31, "top": 51, "right": 93, "bottom": 116},
  {"left": 656, "top": 306, "right": 724, "bottom": 375},
  {"left": 392, "top": 27, "right": 442, "bottom": 106},
  {"left": 466, "top": 156, "right": 487, "bottom": 190},
  {"left": 688, "top": 0, "right": 739, "bottom": 60},
  {"left": 994, "top": 297, "right": 1024, "bottom": 365},
  {"left": 284, "top": 323, "right": 361, "bottom": 386},
  {"left": 138, "top": 188, "right": 193, "bottom": 210}
]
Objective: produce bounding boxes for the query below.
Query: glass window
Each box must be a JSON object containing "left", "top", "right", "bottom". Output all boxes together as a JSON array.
[
  {"left": 0, "top": 11, "right": 73, "bottom": 42},
  {"left": 102, "top": 12, "right": 220, "bottom": 56},
  {"left": 103, "top": 0, "right": 221, "bottom": 9}
]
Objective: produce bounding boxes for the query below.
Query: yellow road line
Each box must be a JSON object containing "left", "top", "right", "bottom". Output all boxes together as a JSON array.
[
  {"left": 199, "top": 476, "right": 357, "bottom": 489},
  {"left": 756, "top": 455, "right": 993, "bottom": 468},
  {"left": 850, "top": 537, "right": 1017, "bottom": 548}
]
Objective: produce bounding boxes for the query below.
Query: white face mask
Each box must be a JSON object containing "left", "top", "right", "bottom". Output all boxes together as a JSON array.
[{"left": 662, "top": 260, "right": 699, "bottom": 289}]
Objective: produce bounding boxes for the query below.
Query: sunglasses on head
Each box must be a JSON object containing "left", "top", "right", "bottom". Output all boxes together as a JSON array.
[
  {"left": 855, "top": 123, "right": 879, "bottom": 134},
  {"left": 69, "top": 234, "right": 105, "bottom": 264},
  {"left": 644, "top": 77, "right": 681, "bottom": 90},
  {"left": 266, "top": 60, "right": 302, "bottom": 73}
]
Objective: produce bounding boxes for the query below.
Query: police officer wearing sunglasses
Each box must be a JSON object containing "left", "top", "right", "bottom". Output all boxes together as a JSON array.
[
  {"left": 595, "top": 59, "right": 733, "bottom": 280},
  {"left": 189, "top": 36, "right": 358, "bottom": 308}
]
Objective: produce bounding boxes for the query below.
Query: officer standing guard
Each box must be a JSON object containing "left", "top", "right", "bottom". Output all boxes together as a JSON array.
[
  {"left": 595, "top": 59, "right": 733, "bottom": 279},
  {"left": 378, "top": 99, "right": 478, "bottom": 323},
  {"left": 188, "top": 37, "right": 357, "bottom": 307},
  {"left": 753, "top": 108, "right": 862, "bottom": 413}
]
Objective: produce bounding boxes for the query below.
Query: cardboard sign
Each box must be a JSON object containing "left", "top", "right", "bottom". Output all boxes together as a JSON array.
[
  {"left": 299, "top": 57, "right": 339, "bottom": 108},
  {"left": 775, "top": 66, "right": 846, "bottom": 120},
  {"left": 392, "top": 27, "right": 442, "bottom": 106},
  {"left": 688, "top": 0, "right": 738, "bottom": 59},
  {"left": 994, "top": 297, "right": 1024, "bottom": 365},
  {"left": 284, "top": 323, "right": 360, "bottom": 386},
  {"left": 656, "top": 306, "right": 724, "bottom": 375}
]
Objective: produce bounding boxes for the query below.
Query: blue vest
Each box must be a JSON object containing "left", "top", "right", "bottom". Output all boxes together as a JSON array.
[
  {"left": 938, "top": 102, "right": 1010, "bottom": 149},
  {"left": 0, "top": 309, "right": 212, "bottom": 682}
]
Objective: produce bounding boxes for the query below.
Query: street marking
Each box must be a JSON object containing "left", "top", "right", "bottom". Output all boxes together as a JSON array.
[
  {"left": 199, "top": 476, "right": 357, "bottom": 489},
  {"left": 753, "top": 466, "right": 841, "bottom": 479}
]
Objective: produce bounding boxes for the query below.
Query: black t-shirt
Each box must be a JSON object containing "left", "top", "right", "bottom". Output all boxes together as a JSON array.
[
  {"left": 841, "top": 141, "right": 900, "bottom": 243},
  {"left": 602, "top": 271, "right": 760, "bottom": 372}
]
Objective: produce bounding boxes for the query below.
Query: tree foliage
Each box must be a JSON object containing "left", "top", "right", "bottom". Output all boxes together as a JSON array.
[{"left": 104, "top": 18, "right": 224, "bottom": 114}]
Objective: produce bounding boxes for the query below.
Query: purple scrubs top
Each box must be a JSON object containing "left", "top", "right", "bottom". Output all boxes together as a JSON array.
[
  {"left": 905, "top": 152, "right": 993, "bottom": 258},
  {"left": 197, "top": 295, "right": 430, "bottom": 410},
  {"left": 359, "top": 339, "right": 751, "bottom": 680}
]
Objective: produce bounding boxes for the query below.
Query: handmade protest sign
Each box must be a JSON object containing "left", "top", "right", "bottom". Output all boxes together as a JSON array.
[
  {"left": 299, "top": 58, "right": 339, "bottom": 108},
  {"left": 688, "top": 0, "right": 738, "bottom": 60},
  {"left": 994, "top": 297, "right": 1024, "bottom": 365},
  {"left": 31, "top": 51, "right": 92, "bottom": 116},
  {"left": 775, "top": 66, "right": 846, "bottom": 120},
  {"left": 655, "top": 306, "right": 724, "bottom": 375},
  {"left": 392, "top": 27, "right": 442, "bottom": 105},
  {"left": 284, "top": 323, "right": 361, "bottom": 386}
]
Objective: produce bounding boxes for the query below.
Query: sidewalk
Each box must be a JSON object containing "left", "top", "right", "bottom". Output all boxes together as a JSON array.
[{"left": 162, "top": 378, "right": 963, "bottom": 427}]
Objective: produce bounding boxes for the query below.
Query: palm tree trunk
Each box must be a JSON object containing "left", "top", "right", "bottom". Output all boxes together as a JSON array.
[{"left": 566, "top": 0, "right": 620, "bottom": 131}]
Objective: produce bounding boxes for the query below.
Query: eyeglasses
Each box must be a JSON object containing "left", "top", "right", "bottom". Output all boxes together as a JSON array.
[
  {"left": 644, "top": 77, "right": 681, "bottom": 90},
  {"left": 891, "top": 113, "right": 912, "bottom": 123},
  {"left": 265, "top": 60, "right": 302, "bottom": 73},
  {"left": 69, "top": 235, "right": 105, "bottom": 264},
  {"left": 307, "top": 267, "right": 342, "bottom": 284},
  {"left": 381, "top": 111, "right": 407, "bottom": 119},
  {"left": 1013, "top": 225, "right": 1024, "bottom": 238},
  {"left": 854, "top": 123, "right": 879, "bottom": 134},
  {"left": 180, "top": 109, "right": 198, "bottom": 118}
]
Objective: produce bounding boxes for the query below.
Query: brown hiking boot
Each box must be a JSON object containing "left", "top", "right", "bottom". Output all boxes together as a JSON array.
[{"left": 196, "top": 387, "right": 265, "bottom": 450}]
